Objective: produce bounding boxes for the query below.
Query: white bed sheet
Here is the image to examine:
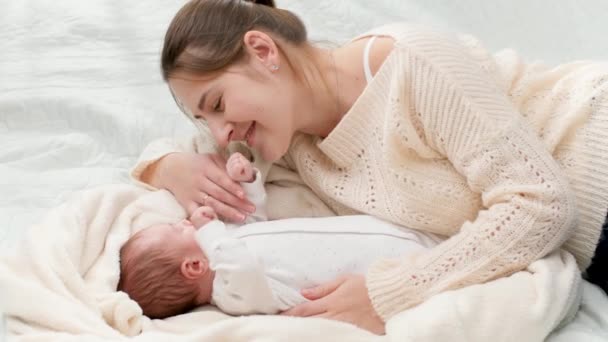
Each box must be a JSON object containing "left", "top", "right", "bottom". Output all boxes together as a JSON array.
[{"left": 1, "top": 0, "right": 607, "bottom": 340}]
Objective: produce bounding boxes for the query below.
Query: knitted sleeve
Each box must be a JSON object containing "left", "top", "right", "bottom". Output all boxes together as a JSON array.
[{"left": 366, "top": 29, "right": 577, "bottom": 320}]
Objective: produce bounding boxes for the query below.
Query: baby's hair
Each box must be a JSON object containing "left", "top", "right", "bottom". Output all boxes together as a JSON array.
[{"left": 118, "top": 229, "right": 200, "bottom": 319}]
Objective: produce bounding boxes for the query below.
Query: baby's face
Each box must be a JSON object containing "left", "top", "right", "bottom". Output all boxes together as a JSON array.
[{"left": 136, "top": 219, "right": 202, "bottom": 255}]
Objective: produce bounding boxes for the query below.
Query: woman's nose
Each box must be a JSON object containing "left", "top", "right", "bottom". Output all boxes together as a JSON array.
[{"left": 207, "top": 119, "right": 234, "bottom": 149}]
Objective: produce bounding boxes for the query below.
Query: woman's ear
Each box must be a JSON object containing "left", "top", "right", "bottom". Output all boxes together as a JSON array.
[
  {"left": 243, "top": 30, "right": 280, "bottom": 71},
  {"left": 180, "top": 257, "right": 209, "bottom": 280}
]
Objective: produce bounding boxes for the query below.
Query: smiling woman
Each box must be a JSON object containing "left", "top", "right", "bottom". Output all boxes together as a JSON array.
[{"left": 161, "top": 0, "right": 343, "bottom": 162}]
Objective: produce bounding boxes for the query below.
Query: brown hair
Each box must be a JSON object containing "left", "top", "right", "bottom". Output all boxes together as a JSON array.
[
  {"left": 161, "top": 0, "right": 307, "bottom": 80},
  {"left": 117, "top": 230, "right": 200, "bottom": 319}
]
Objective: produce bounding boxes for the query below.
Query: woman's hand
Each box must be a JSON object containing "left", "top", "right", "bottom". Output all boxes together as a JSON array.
[
  {"left": 144, "top": 152, "right": 256, "bottom": 222},
  {"left": 282, "top": 274, "right": 386, "bottom": 335}
]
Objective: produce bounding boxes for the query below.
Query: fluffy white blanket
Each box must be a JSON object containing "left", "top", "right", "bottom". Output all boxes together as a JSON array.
[{"left": 0, "top": 185, "right": 582, "bottom": 341}]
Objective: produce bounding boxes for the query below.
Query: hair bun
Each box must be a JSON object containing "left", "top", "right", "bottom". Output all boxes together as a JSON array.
[{"left": 245, "top": 0, "right": 276, "bottom": 8}]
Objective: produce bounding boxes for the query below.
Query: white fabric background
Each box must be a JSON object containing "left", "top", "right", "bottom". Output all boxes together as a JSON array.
[{"left": 1, "top": 0, "right": 607, "bottom": 340}]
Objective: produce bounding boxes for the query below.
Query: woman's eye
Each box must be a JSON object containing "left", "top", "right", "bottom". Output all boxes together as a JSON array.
[{"left": 213, "top": 96, "right": 222, "bottom": 112}]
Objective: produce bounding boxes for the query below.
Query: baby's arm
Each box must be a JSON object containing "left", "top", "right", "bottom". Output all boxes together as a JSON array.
[
  {"left": 195, "top": 221, "right": 287, "bottom": 315},
  {"left": 226, "top": 153, "right": 267, "bottom": 223}
]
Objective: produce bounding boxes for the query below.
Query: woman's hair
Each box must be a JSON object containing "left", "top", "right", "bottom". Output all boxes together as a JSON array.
[
  {"left": 161, "top": 0, "right": 308, "bottom": 81},
  {"left": 117, "top": 230, "right": 200, "bottom": 319}
]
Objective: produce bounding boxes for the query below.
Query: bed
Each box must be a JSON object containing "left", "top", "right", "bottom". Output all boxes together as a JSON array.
[{"left": 1, "top": 0, "right": 607, "bottom": 341}]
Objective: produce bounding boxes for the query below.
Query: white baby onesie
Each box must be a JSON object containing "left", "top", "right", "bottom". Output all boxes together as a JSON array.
[
  {"left": 237, "top": 169, "right": 267, "bottom": 224},
  {"left": 195, "top": 215, "right": 441, "bottom": 316}
]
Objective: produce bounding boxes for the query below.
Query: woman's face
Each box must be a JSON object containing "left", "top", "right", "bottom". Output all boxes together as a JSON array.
[{"left": 169, "top": 58, "right": 297, "bottom": 162}]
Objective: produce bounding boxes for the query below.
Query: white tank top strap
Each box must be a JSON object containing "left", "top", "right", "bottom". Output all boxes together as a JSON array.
[{"left": 363, "top": 35, "right": 378, "bottom": 84}]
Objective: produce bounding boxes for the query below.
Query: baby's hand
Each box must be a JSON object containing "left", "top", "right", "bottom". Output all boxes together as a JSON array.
[
  {"left": 226, "top": 152, "right": 255, "bottom": 182},
  {"left": 190, "top": 206, "right": 218, "bottom": 228}
]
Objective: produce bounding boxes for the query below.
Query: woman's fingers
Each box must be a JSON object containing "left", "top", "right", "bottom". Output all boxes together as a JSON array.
[
  {"left": 202, "top": 194, "right": 247, "bottom": 223},
  {"left": 207, "top": 164, "right": 251, "bottom": 202},
  {"left": 282, "top": 300, "right": 328, "bottom": 317},
  {"left": 187, "top": 193, "right": 247, "bottom": 223},
  {"left": 282, "top": 277, "right": 348, "bottom": 317},
  {"left": 202, "top": 178, "right": 255, "bottom": 214},
  {"left": 301, "top": 275, "right": 347, "bottom": 300},
  {"left": 179, "top": 151, "right": 258, "bottom": 222}
]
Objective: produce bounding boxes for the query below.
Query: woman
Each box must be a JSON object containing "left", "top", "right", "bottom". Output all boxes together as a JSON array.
[{"left": 132, "top": 0, "right": 608, "bottom": 335}]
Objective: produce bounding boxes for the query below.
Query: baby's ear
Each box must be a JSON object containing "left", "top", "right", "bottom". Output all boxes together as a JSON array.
[{"left": 180, "top": 257, "right": 209, "bottom": 280}]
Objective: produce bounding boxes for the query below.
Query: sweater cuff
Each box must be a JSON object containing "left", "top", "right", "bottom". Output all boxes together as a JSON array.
[{"left": 365, "top": 257, "right": 423, "bottom": 322}]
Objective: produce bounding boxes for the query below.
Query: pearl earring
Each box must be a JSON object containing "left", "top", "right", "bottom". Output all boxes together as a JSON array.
[{"left": 271, "top": 65, "right": 279, "bottom": 71}]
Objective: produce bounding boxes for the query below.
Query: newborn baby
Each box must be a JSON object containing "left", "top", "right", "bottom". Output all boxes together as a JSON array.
[
  {"left": 118, "top": 154, "right": 440, "bottom": 319},
  {"left": 118, "top": 151, "right": 266, "bottom": 318}
]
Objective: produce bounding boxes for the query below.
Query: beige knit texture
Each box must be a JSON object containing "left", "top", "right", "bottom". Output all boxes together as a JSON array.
[{"left": 285, "top": 24, "right": 608, "bottom": 321}]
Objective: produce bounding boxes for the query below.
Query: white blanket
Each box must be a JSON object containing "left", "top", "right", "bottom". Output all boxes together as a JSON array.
[
  {"left": 2, "top": 0, "right": 608, "bottom": 341},
  {"left": 0, "top": 185, "right": 582, "bottom": 341}
]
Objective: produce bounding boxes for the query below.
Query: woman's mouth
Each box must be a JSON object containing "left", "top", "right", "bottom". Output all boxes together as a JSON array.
[{"left": 245, "top": 122, "right": 256, "bottom": 147}]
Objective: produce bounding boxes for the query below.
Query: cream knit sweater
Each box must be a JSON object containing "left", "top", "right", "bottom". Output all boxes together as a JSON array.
[{"left": 132, "top": 24, "right": 608, "bottom": 321}]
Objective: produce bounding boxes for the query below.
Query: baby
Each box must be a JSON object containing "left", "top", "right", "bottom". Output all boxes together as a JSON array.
[
  {"left": 118, "top": 151, "right": 266, "bottom": 317},
  {"left": 118, "top": 153, "right": 440, "bottom": 319}
]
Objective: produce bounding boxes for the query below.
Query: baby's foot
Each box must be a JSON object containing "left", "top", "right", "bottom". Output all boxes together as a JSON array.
[
  {"left": 227, "top": 152, "right": 255, "bottom": 182},
  {"left": 190, "top": 206, "right": 217, "bottom": 228}
]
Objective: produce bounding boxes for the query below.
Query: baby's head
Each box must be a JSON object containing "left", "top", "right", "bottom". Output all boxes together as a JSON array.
[{"left": 118, "top": 219, "right": 213, "bottom": 319}]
